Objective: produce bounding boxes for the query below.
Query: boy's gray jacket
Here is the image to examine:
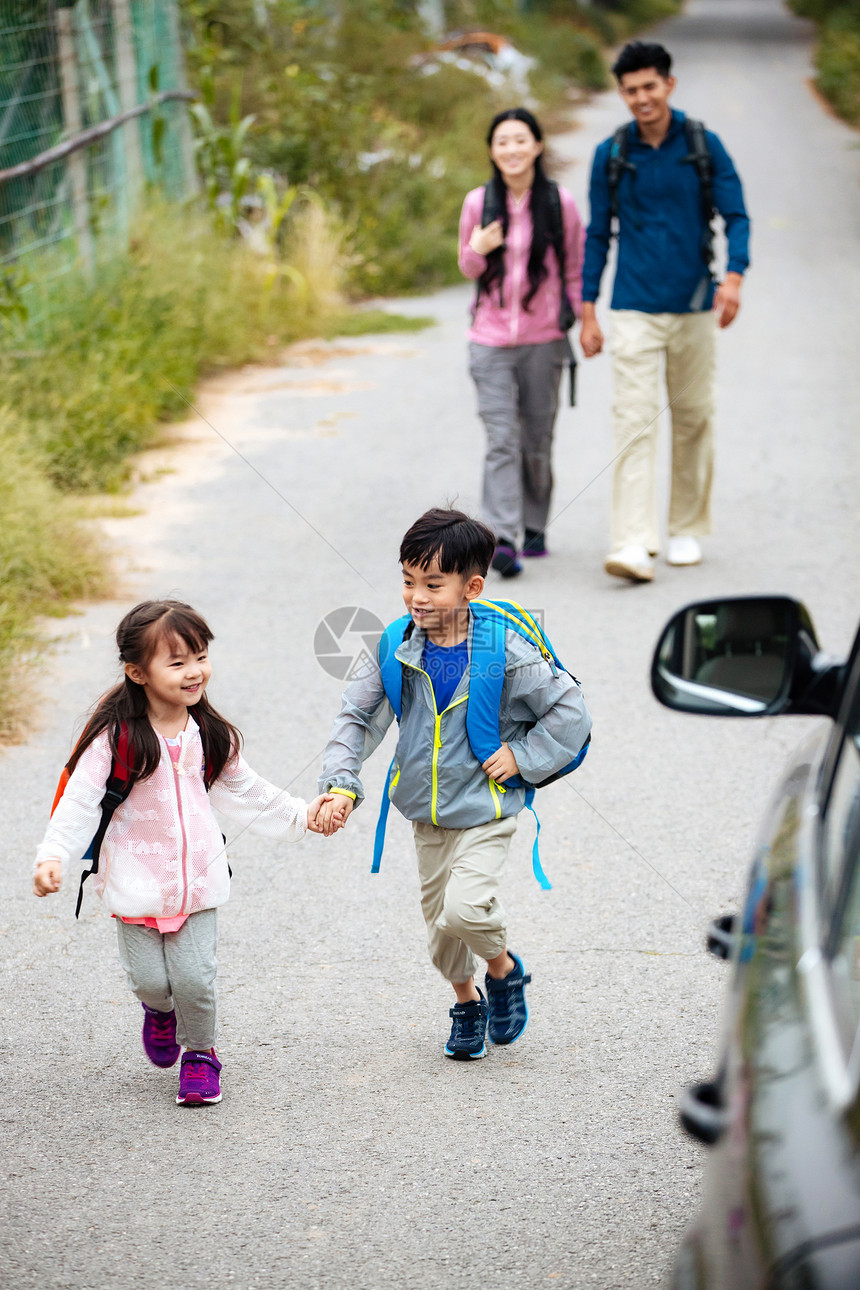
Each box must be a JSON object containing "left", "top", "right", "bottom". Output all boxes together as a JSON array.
[{"left": 320, "top": 619, "right": 592, "bottom": 830}]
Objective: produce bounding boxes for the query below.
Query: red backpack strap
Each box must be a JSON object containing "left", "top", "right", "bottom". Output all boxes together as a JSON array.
[{"left": 75, "top": 722, "right": 135, "bottom": 919}]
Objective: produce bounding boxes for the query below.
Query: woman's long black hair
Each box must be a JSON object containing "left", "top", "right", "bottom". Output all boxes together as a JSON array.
[
  {"left": 478, "top": 107, "right": 556, "bottom": 313},
  {"left": 66, "top": 600, "right": 242, "bottom": 786}
]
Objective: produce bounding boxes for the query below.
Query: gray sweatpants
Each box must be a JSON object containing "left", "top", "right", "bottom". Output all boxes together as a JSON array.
[
  {"left": 469, "top": 339, "right": 567, "bottom": 542},
  {"left": 115, "top": 908, "right": 218, "bottom": 1051}
]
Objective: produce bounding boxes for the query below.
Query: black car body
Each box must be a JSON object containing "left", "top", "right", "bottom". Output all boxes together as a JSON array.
[{"left": 651, "top": 596, "right": 860, "bottom": 1289}]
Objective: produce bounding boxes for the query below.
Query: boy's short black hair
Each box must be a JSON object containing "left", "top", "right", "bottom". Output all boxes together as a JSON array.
[
  {"left": 400, "top": 508, "right": 496, "bottom": 578},
  {"left": 612, "top": 41, "right": 672, "bottom": 81}
]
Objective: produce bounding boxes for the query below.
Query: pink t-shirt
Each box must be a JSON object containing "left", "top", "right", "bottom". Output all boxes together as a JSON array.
[{"left": 118, "top": 739, "right": 189, "bottom": 933}]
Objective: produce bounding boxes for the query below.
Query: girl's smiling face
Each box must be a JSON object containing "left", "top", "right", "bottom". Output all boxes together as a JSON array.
[
  {"left": 489, "top": 119, "right": 543, "bottom": 186},
  {"left": 126, "top": 634, "right": 212, "bottom": 715}
]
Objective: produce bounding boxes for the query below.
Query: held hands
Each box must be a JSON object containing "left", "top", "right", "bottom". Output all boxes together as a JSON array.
[
  {"left": 34, "top": 860, "right": 62, "bottom": 897},
  {"left": 311, "top": 793, "right": 354, "bottom": 837},
  {"left": 482, "top": 742, "right": 520, "bottom": 784},
  {"left": 469, "top": 220, "right": 505, "bottom": 258},
  {"left": 712, "top": 272, "right": 742, "bottom": 329}
]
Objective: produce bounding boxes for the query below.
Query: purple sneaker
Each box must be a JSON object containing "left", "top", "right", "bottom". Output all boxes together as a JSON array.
[
  {"left": 521, "top": 528, "right": 548, "bottom": 558},
  {"left": 176, "top": 1050, "right": 222, "bottom": 1105},
  {"left": 141, "top": 1003, "right": 180, "bottom": 1068}
]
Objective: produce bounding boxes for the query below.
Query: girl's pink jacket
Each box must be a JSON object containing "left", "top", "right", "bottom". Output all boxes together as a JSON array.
[
  {"left": 36, "top": 723, "right": 307, "bottom": 919},
  {"left": 458, "top": 184, "right": 584, "bottom": 348}
]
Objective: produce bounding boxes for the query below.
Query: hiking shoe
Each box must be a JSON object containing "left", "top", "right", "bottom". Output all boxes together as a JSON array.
[
  {"left": 444, "top": 992, "right": 489, "bottom": 1061},
  {"left": 491, "top": 542, "right": 523, "bottom": 579},
  {"left": 176, "top": 1049, "right": 222, "bottom": 1105},
  {"left": 522, "top": 528, "right": 548, "bottom": 558},
  {"left": 604, "top": 544, "right": 654, "bottom": 583},
  {"left": 485, "top": 953, "right": 532, "bottom": 1046},
  {"left": 666, "top": 536, "right": 703, "bottom": 566},
  {"left": 141, "top": 1003, "right": 180, "bottom": 1068}
]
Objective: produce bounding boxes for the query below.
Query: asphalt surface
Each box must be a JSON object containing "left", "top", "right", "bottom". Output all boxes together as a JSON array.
[{"left": 2, "top": 1, "right": 859, "bottom": 1286}]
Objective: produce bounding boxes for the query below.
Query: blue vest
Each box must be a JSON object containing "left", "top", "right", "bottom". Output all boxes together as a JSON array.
[{"left": 373, "top": 599, "right": 590, "bottom": 887}]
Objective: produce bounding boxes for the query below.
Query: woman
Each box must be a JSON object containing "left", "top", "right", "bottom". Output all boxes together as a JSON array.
[{"left": 459, "top": 108, "right": 584, "bottom": 577}]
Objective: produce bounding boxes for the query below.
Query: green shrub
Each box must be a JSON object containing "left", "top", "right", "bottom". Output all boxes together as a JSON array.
[
  {"left": 0, "top": 430, "right": 107, "bottom": 739},
  {"left": 3, "top": 204, "right": 349, "bottom": 492},
  {"left": 817, "top": 6, "right": 860, "bottom": 124}
]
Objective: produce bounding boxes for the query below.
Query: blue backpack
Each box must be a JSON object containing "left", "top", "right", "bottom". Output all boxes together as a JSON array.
[{"left": 373, "top": 598, "right": 590, "bottom": 889}]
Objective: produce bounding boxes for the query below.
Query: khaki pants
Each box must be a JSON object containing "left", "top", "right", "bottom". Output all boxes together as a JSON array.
[
  {"left": 609, "top": 309, "right": 716, "bottom": 554},
  {"left": 413, "top": 815, "right": 517, "bottom": 984}
]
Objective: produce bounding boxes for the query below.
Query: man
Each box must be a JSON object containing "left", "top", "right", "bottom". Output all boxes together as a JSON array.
[{"left": 581, "top": 41, "right": 750, "bottom": 582}]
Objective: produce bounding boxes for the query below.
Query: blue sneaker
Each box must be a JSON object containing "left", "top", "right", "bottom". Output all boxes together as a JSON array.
[
  {"left": 444, "top": 991, "right": 489, "bottom": 1060},
  {"left": 485, "top": 953, "right": 531, "bottom": 1045}
]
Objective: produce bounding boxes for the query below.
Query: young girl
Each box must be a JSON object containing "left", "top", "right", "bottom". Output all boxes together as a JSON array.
[
  {"left": 34, "top": 599, "right": 336, "bottom": 1107},
  {"left": 459, "top": 107, "right": 584, "bottom": 577}
]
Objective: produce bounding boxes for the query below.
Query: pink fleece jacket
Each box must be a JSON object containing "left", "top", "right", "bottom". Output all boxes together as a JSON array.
[{"left": 458, "top": 184, "right": 584, "bottom": 348}]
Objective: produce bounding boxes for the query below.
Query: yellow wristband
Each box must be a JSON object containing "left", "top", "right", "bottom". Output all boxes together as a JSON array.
[{"left": 330, "top": 788, "right": 356, "bottom": 800}]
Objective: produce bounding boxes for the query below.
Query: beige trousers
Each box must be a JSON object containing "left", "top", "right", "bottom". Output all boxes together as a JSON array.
[
  {"left": 413, "top": 815, "right": 517, "bottom": 984},
  {"left": 609, "top": 309, "right": 716, "bottom": 554}
]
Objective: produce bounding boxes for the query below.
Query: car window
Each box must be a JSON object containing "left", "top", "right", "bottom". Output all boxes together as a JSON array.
[{"left": 825, "top": 680, "right": 860, "bottom": 1022}]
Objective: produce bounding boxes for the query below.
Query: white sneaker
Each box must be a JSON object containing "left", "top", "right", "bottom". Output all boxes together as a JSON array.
[
  {"left": 604, "top": 544, "right": 655, "bottom": 582},
  {"left": 666, "top": 536, "right": 703, "bottom": 566}
]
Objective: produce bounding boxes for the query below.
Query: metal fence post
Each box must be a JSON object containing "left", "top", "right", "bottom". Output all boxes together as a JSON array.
[
  {"left": 111, "top": 0, "right": 144, "bottom": 211},
  {"left": 55, "top": 3, "right": 94, "bottom": 278}
]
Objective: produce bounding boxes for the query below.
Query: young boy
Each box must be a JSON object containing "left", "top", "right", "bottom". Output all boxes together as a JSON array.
[{"left": 316, "top": 508, "right": 592, "bottom": 1059}]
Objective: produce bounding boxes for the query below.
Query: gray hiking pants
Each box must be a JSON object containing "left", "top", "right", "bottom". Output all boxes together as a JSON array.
[
  {"left": 469, "top": 339, "right": 567, "bottom": 543},
  {"left": 115, "top": 908, "right": 218, "bottom": 1050}
]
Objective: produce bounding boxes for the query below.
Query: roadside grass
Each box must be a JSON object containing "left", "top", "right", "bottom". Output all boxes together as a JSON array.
[
  {"left": 788, "top": 0, "right": 860, "bottom": 126},
  {"left": 0, "top": 430, "right": 108, "bottom": 742},
  {"left": 0, "top": 202, "right": 431, "bottom": 740}
]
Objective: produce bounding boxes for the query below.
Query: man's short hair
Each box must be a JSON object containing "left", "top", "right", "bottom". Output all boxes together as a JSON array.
[
  {"left": 611, "top": 41, "right": 672, "bottom": 81},
  {"left": 400, "top": 508, "right": 496, "bottom": 578}
]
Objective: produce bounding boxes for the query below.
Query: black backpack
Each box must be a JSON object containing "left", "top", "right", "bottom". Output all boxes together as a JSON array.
[
  {"left": 473, "top": 179, "right": 578, "bottom": 404},
  {"left": 607, "top": 118, "right": 716, "bottom": 283}
]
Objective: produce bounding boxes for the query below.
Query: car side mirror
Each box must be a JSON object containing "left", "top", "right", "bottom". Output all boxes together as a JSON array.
[{"left": 651, "top": 596, "right": 838, "bottom": 718}]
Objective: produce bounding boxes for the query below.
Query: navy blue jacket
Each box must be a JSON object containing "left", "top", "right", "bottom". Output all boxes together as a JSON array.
[{"left": 582, "top": 109, "right": 750, "bottom": 313}]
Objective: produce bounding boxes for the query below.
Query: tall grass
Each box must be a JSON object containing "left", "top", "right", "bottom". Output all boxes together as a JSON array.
[
  {"left": 0, "top": 427, "right": 107, "bottom": 741},
  {"left": 0, "top": 197, "right": 420, "bottom": 738},
  {"left": 788, "top": 0, "right": 860, "bottom": 125},
  {"left": 2, "top": 202, "right": 352, "bottom": 494}
]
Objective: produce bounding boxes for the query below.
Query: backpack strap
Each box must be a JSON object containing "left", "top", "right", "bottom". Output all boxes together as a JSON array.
[
  {"left": 682, "top": 117, "right": 716, "bottom": 280},
  {"left": 378, "top": 614, "right": 412, "bottom": 721},
  {"left": 607, "top": 124, "right": 638, "bottom": 232},
  {"left": 471, "top": 182, "right": 506, "bottom": 322},
  {"left": 75, "top": 722, "right": 134, "bottom": 919},
  {"left": 372, "top": 615, "right": 413, "bottom": 872},
  {"left": 546, "top": 181, "right": 578, "bottom": 406}
]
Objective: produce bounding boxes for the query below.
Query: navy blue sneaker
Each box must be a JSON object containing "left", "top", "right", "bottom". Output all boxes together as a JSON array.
[
  {"left": 491, "top": 542, "right": 523, "bottom": 579},
  {"left": 485, "top": 952, "right": 531, "bottom": 1045},
  {"left": 444, "top": 991, "right": 489, "bottom": 1060}
]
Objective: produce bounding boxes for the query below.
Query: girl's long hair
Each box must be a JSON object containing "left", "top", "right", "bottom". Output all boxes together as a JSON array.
[
  {"left": 478, "top": 107, "right": 555, "bottom": 313},
  {"left": 66, "top": 600, "right": 242, "bottom": 786}
]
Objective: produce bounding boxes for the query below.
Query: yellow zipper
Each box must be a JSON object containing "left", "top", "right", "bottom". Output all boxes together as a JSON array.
[
  {"left": 488, "top": 777, "right": 507, "bottom": 819},
  {"left": 402, "top": 660, "right": 468, "bottom": 825}
]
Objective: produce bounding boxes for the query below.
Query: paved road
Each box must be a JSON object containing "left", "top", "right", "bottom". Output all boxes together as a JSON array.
[{"left": 2, "top": 2, "right": 858, "bottom": 1287}]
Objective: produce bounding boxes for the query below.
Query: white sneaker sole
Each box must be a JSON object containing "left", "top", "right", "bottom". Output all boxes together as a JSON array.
[{"left": 604, "top": 555, "right": 654, "bottom": 582}]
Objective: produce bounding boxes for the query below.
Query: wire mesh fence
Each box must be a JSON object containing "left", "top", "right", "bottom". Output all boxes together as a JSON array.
[{"left": 0, "top": 0, "right": 196, "bottom": 330}]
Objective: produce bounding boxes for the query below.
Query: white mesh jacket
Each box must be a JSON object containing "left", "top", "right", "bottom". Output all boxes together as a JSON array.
[{"left": 36, "top": 723, "right": 308, "bottom": 919}]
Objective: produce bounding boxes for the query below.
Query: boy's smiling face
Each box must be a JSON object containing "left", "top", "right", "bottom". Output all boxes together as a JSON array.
[{"left": 401, "top": 557, "right": 484, "bottom": 645}]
